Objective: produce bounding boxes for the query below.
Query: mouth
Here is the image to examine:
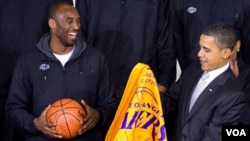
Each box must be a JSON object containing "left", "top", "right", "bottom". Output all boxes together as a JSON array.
[
  {"left": 68, "top": 32, "right": 78, "bottom": 40},
  {"left": 200, "top": 60, "right": 207, "bottom": 65}
]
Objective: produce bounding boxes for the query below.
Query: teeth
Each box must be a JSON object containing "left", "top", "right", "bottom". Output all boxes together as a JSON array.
[{"left": 69, "top": 33, "right": 77, "bottom": 36}]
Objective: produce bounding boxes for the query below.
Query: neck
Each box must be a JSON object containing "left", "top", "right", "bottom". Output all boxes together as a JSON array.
[{"left": 49, "top": 41, "right": 74, "bottom": 55}]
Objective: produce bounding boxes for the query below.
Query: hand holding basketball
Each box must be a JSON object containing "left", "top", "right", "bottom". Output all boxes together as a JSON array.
[
  {"left": 79, "top": 100, "right": 100, "bottom": 134},
  {"left": 34, "top": 105, "right": 62, "bottom": 139},
  {"left": 46, "top": 98, "right": 86, "bottom": 139}
]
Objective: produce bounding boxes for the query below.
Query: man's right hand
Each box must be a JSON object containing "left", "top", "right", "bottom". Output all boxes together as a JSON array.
[{"left": 35, "top": 105, "right": 62, "bottom": 139}]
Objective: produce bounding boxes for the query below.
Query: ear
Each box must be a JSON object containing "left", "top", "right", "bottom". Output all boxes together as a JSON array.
[
  {"left": 235, "top": 40, "right": 241, "bottom": 52},
  {"left": 48, "top": 19, "right": 56, "bottom": 29},
  {"left": 222, "top": 48, "right": 232, "bottom": 59}
]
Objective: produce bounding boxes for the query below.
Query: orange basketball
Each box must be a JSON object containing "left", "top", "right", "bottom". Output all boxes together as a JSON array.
[{"left": 46, "top": 98, "right": 86, "bottom": 139}]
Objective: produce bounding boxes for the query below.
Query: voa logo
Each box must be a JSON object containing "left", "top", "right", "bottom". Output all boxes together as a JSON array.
[{"left": 226, "top": 129, "right": 246, "bottom": 136}]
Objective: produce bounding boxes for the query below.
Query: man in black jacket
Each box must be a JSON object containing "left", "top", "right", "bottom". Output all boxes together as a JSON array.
[
  {"left": 6, "top": 2, "right": 117, "bottom": 141},
  {"left": 0, "top": 0, "right": 68, "bottom": 140},
  {"left": 229, "top": 38, "right": 250, "bottom": 125},
  {"left": 75, "top": 0, "right": 176, "bottom": 99}
]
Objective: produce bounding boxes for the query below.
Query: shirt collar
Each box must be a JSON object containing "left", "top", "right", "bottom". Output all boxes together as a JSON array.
[{"left": 206, "top": 62, "right": 229, "bottom": 81}]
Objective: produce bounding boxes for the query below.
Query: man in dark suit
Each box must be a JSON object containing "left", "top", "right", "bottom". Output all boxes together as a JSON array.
[
  {"left": 169, "top": 0, "right": 250, "bottom": 70},
  {"left": 229, "top": 38, "right": 250, "bottom": 125},
  {"left": 166, "top": 23, "right": 245, "bottom": 141}
]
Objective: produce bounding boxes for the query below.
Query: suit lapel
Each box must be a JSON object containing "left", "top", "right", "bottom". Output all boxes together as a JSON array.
[
  {"left": 187, "top": 83, "right": 218, "bottom": 118},
  {"left": 186, "top": 69, "right": 231, "bottom": 121},
  {"left": 181, "top": 70, "right": 203, "bottom": 124}
]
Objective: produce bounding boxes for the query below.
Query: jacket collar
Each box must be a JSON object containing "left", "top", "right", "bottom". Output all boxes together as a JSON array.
[{"left": 36, "top": 33, "right": 87, "bottom": 61}]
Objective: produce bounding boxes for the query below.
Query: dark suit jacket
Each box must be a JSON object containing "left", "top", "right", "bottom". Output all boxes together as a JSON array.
[
  {"left": 237, "top": 58, "right": 250, "bottom": 125},
  {"left": 167, "top": 63, "right": 245, "bottom": 141}
]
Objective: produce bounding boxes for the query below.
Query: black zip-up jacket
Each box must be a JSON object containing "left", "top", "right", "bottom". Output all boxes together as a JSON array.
[
  {"left": 0, "top": 1, "right": 67, "bottom": 140},
  {"left": 75, "top": 0, "right": 176, "bottom": 98},
  {"left": 6, "top": 33, "right": 117, "bottom": 141}
]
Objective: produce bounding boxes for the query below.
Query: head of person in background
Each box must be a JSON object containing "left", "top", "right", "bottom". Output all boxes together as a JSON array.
[
  {"left": 229, "top": 31, "right": 241, "bottom": 77},
  {"left": 198, "top": 23, "right": 237, "bottom": 72}
]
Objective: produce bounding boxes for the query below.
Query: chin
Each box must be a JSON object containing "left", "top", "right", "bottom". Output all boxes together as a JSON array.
[
  {"left": 201, "top": 66, "right": 208, "bottom": 71},
  {"left": 65, "top": 42, "right": 75, "bottom": 47}
]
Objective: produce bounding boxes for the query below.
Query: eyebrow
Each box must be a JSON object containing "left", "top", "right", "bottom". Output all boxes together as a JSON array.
[
  {"left": 65, "top": 16, "right": 80, "bottom": 20},
  {"left": 201, "top": 46, "right": 212, "bottom": 51}
]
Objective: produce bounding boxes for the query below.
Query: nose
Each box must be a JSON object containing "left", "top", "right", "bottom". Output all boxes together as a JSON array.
[
  {"left": 197, "top": 49, "right": 202, "bottom": 57},
  {"left": 73, "top": 20, "right": 80, "bottom": 30}
]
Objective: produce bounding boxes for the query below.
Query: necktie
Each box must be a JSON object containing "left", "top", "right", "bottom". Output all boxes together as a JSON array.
[{"left": 189, "top": 72, "right": 209, "bottom": 111}]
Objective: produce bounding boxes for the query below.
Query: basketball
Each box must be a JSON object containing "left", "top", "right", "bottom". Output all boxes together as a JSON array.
[{"left": 46, "top": 98, "right": 86, "bottom": 139}]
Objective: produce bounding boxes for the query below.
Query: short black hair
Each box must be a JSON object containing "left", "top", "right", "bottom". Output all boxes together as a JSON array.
[
  {"left": 202, "top": 23, "right": 237, "bottom": 50},
  {"left": 48, "top": 1, "right": 73, "bottom": 19}
]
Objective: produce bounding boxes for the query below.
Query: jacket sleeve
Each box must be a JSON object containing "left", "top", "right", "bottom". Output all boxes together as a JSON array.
[
  {"left": 240, "top": 0, "right": 250, "bottom": 64},
  {"left": 5, "top": 56, "right": 39, "bottom": 134},
  {"left": 156, "top": 0, "right": 177, "bottom": 89},
  {"left": 75, "top": 0, "right": 89, "bottom": 42},
  {"left": 239, "top": 61, "right": 250, "bottom": 124},
  {"left": 240, "top": 80, "right": 250, "bottom": 124},
  {"left": 169, "top": 0, "right": 185, "bottom": 69},
  {"left": 202, "top": 91, "right": 244, "bottom": 141},
  {"left": 95, "top": 54, "right": 118, "bottom": 128}
]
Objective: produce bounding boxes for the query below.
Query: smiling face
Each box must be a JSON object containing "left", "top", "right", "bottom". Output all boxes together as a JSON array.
[
  {"left": 198, "top": 34, "right": 232, "bottom": 71},
  {"left": 49, "top": 4, "right": 80, "bottom": 48}
]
